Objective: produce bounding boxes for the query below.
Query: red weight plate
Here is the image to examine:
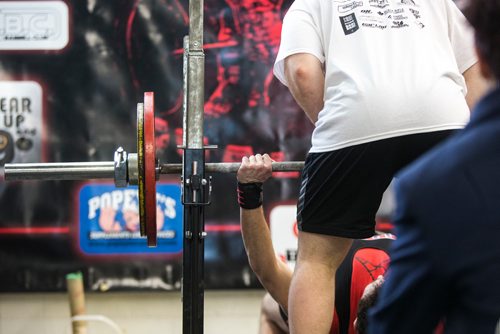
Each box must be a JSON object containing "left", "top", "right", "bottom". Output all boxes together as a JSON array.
[
  {"left": 137, "top": 103, "right": 146, "bottom": 237},
  {"left": 143, "top": 92, "right": 157, "bottom": 247}
]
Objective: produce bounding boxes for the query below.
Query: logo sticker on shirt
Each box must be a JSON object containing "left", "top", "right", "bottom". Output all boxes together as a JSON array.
[
  {"left": 369, "top": 0, "right": 390, "bottom": 8},
  {"left": 400, "top": 0, "right": 416, "bottom": 5},
  {"left": 338, "top": 1, "right": 363, "bottom": 13},
  {"left": 354, "top": 1, "right": 423, "bottom": 31},
  {"left": 340, "top": 13, "right": 359, "bottom": 35}
]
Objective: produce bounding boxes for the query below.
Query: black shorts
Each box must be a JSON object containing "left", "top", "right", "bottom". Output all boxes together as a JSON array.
[{"left": 297, "top": 130, "right": 455, "bottom": 239}]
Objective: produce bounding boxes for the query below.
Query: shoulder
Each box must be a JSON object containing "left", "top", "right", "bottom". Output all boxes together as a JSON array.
[{"left": 285, "top": 0, "right": 321, "bottom": 14}]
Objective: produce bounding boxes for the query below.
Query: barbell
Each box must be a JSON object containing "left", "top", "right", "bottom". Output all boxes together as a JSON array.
[{"left": 4, "top": 92, "right": 305, "bottom": 247}]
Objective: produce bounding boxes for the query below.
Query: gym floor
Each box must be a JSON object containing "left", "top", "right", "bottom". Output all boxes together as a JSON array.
[{"left": 0, "top": 289, "right": 265, "bottom": 334}]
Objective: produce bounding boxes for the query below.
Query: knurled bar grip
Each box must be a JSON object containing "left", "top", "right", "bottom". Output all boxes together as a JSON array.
[{"left": 160, "top": 161, "right": 304, "bottom": 174}]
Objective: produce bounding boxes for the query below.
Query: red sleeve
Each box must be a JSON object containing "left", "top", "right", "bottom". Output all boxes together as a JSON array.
[{"left": 348, "top": 248, "right": 390, "bottom": 334}]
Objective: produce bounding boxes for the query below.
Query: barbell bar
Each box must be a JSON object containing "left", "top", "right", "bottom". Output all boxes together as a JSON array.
[
  {"left": 4, "top": 160, "right": 305, "bottom": 180},
  {"left": 4, "top": 92, "right": 304, "bottom": 246}
]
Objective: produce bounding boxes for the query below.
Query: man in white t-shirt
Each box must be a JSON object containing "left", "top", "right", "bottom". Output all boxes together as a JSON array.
[{"left": 273, "top": 0, "right": 488, "bottom": 332}]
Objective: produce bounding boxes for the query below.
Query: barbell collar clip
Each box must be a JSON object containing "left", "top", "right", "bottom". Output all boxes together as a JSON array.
[
  {"left": 114, "top": 147, "right": 128, "bottom": 188},
  {"left": 127, "top": 153, "right": 139, "bottom": 186}
]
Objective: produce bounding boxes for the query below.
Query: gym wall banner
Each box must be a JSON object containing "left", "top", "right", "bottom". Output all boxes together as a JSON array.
[{"left": 0, "top": 0, "right": 314, "bottom": 292}]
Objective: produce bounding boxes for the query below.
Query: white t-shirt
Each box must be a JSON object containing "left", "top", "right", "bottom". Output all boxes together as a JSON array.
[{"left": 274, "top": 0, "right": 477, "bottom": 153}]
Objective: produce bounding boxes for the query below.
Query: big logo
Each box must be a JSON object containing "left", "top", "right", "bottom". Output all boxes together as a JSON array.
[
  {"left": 79, "top": 183, "right": 183, "bottom": 255},
  {"left": 0, "top": 81, "right": 43, "bottom": 166},
  {"left": 0, "top": 1, "right": 69, "bottom": 51}
]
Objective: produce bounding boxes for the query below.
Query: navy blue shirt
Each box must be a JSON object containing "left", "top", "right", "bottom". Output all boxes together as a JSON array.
[{"left": 369, "top": 87, "right": 500, "bottom": 334}]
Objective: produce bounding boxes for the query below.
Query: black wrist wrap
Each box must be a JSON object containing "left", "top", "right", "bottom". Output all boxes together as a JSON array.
[{"left": 237, "top": 182, "right": 263, "bottom": 209}]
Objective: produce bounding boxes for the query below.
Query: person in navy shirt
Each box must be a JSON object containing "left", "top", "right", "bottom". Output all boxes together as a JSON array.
[{"left": 369, "top": 0, "right": 500, "bottom": 332}]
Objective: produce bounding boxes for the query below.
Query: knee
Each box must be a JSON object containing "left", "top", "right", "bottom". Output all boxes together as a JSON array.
[{"left": 296, "top": 234, "right": 353, "bottom": 269}]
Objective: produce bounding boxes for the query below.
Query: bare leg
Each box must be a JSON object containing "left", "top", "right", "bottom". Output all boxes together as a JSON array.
[{"left": 288, "top": 231, "right": 353, "bottom": 334}]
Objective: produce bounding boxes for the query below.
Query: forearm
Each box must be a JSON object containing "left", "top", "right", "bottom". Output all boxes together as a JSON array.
[
  {"left": 241, "top": 208, "right": 277, "bottom": 274},
  {"left": 463, "top": 62, "right": 492, "bottom": 111},
  {"left": 284, "top": 53, "right": 325, "bottom": 123},
  {"left": 237, "top": 154, "right": 292, "bottom": 308},
  {"left": 240, "top": 208, "right": 292, "bottom": 308}
]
